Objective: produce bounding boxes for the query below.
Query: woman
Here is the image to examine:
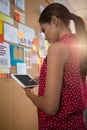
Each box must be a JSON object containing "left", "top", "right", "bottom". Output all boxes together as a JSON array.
[{"left": 25, "top": 3, "right": 87, "bottom": 130}]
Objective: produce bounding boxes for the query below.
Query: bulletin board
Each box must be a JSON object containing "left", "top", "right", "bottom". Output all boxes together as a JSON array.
[{"left": 0, "top": 0, "right": 41, "bottom": 77}]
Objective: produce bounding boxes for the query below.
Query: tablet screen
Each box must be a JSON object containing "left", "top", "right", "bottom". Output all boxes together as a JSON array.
[{"left": 11, "top": 74, "right": 38, "bottom": 88}]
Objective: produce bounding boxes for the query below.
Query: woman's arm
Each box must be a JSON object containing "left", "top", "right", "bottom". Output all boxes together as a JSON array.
[{"left": 25, "top": 42, "right": 68, "bottom": 115}]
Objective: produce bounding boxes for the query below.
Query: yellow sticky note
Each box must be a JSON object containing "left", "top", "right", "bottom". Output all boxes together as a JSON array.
[
  {"left": 33, "top": 45, "right": 37, "bottom": 52},
  {"left": 0, "top": 13, "right": 14, "bottom": 24},
  {"left": 18, "top": 31, "right": 24, "bottom": 39},
  {"left": 0, "top": 19, "right": 3, "bottom": 34}
]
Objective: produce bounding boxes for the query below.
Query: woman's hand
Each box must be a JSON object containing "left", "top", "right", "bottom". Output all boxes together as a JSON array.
[
  {"left": 33, "top": 74, "right": 39, "bottom": 83},
  {"left": 24, "top": 87, "right": 34, "bottom": 97},
  {"left": 24, "top": 74, "right": 39, "bottom": 97}
]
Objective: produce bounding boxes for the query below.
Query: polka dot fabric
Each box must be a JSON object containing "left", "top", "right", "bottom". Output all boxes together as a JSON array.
[{"left": 37, "top": 34, "right": 87, "bottom": 130}]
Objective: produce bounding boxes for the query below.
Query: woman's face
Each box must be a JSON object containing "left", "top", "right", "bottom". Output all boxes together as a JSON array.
[{"left": 40, "top": 20, "right": 60, "bottom": 44}]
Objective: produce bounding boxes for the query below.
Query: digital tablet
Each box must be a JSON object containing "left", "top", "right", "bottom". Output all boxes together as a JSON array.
[{"left": 11, "top": 74, "right": 38, "bottom": 88}]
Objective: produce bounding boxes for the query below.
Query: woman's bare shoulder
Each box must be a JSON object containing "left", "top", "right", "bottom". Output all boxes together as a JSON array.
[{"left": 48, "top": 42, "right": 68, "bottom": 62}]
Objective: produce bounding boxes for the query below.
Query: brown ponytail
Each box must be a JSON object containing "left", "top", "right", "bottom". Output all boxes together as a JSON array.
[{"left": 71, "top": 14, "right": 87, "bottom": 77}]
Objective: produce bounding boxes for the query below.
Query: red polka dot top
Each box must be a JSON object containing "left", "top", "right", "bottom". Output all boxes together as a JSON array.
[{"left": 37, "top": 34, "right": 87, "bottom": 130}]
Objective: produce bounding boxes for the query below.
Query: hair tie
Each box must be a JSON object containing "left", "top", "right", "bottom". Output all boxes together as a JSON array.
[{"left": 70, "top": 13, "right": 74, "bottom": 19}]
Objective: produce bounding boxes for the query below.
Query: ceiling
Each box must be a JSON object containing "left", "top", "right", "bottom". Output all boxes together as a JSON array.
[{"left": 46, "top": 0, "right": 87, "bottom": 29}]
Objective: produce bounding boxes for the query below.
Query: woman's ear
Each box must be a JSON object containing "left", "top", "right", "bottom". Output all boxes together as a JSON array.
[{"left": 51, "top": 16, "right": 60, "bottom": 27}]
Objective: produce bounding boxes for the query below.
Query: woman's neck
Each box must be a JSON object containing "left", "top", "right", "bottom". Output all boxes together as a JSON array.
[{"left": 58, "top": 23, "right": 72, "bottom": 40}]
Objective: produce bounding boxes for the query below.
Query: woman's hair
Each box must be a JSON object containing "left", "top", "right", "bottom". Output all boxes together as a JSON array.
[{"left": 39, "top": 3, "right": 87, "bottom": 78}]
